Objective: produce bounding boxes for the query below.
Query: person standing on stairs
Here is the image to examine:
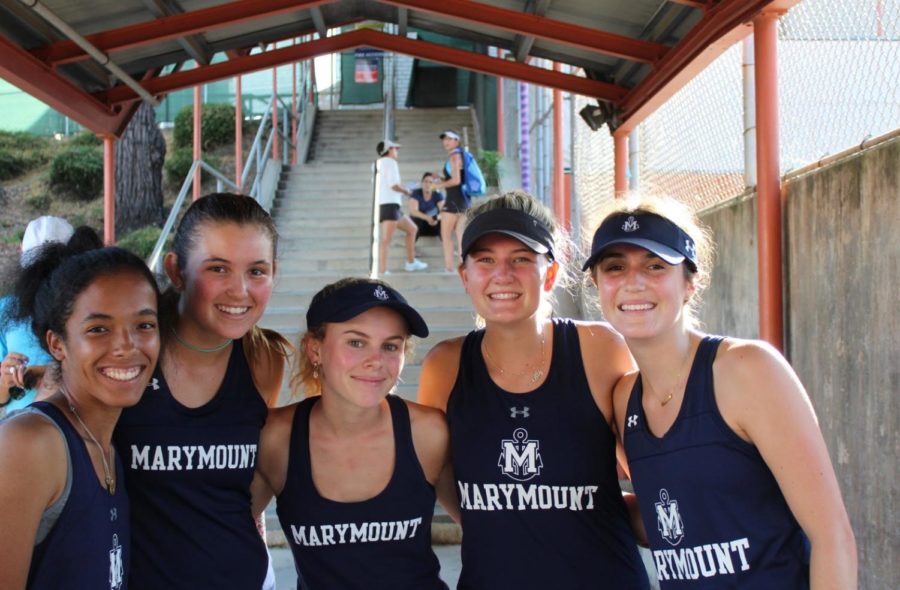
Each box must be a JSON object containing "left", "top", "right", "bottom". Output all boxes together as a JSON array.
[
  {"left": 431, "top": 130, "right": 469, "bottom": 273},
  {"left": 375, "top": 140, "right": 427, "bottom": 275},
  {"left": 114, "top": 193, "right": 291, "bottom": 590},
  {"left": 417, "top": 191, "right": 650, "bottom": 589},
  {"left": 251, "top": 277, "right": 450, "bottom": 589}
]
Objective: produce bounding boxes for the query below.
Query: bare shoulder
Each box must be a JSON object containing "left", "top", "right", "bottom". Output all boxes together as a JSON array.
[
  {"left": 417, "top": 336, "right": 465, "bottom": 411},
  {"left": 573, "top": 319, "right": 629, "bottom": 354},
  {"left": 0, "top": 411, "right": 68, "bottom": 493},
  {"left": 406, "top": 399, "right": 449, "bottom": 436},
  {"left": 714, "top": 337, "right": 794, "bottom": 392},
  {"left": 244, "top": 328, "right": 291, "bottom": 406}
]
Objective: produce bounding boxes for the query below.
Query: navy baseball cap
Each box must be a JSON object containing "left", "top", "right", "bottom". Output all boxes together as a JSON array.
[
  {"left": 582, "top": 211, "right": 698, "bottom": 272},
  {"left": 460, "top": 208, "right": 555, "bottom": 261},
  {"left": 306, "top": 281, "right": 429, "bottom": 338}
]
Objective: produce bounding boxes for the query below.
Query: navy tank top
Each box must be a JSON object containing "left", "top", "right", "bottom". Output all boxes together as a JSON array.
[
  {"left": 623, "top": 336, "right": 809, "bottom": 588},
  {"left": 447, "top": 318, "right": 650, "bottom": 589},
  {"left": 277, "top": 394, "right": 446, "bottom": 590},
  {"left": 115, "top": 340, "right": 268, "bottom": 589},
  {"left": 28, "top": 402, "right": 130, "bottom": 590}
]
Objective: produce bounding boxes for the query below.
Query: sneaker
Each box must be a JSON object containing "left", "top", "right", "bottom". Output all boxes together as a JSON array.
[
  {"left": 382, "top": 270, "right": 392, "bottom": 276},
  {"left": 404, "top": 259, "right": 428, "bottom": 272}
]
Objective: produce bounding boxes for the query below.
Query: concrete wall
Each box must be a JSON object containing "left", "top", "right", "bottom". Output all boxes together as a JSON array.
[{"left": 695, "top": 137, "right": 899, "bottom": 589}]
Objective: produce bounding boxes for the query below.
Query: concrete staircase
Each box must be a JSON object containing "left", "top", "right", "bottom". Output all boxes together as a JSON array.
[{"left": 261, "top": 106, "right": 480, "bottom": 402}]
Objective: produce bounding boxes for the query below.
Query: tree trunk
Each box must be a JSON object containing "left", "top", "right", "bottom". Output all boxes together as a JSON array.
[{"left": 115, "top": 102, "right": 166, "bottom": 234}]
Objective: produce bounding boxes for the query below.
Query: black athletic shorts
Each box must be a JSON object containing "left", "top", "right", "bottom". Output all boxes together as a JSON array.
[{"left": 379, "top": 203, "right": 402, "bottom": 222}]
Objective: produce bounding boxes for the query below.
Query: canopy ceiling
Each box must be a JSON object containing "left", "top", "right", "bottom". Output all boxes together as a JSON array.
[{"left": 0, "top": 0, "right": 798, "bottom": 136}]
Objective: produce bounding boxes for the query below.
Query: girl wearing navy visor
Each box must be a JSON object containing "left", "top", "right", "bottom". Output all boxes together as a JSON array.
[
  {"left": 419, "top": 191, "right": 650, "bottom": 589},
  {"left": 585, "top": 195, "right": 856, "bottom": 588},
  {"left": 252, "top": 278, "right": 451, "bottom": 589}
]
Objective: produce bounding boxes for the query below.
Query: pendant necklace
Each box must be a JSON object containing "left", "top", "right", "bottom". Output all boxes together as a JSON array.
[
  {"left": 644, "top": 345, "right": 692, "bottom": 407},
  {"left": 171, "top": 327, "right": 233, "bottom": 353},
  {"left": 482, "top": 325, "right": 546, "bottom": 384},
  {"left": 62, "top": 388, "right": 115, "bottom": 495}
]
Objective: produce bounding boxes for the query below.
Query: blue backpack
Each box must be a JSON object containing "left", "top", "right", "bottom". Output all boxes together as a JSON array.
[{"left": 455, "top": 148, "right": 487, "bottom": 198}]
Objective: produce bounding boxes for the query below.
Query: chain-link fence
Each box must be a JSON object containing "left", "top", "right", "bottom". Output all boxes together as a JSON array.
[{"left": 573, "top": 0, "right": 900, "bottom": 245}]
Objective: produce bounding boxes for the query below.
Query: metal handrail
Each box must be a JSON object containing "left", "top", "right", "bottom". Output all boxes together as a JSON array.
[{"left": 147, "top": 62, "right": 317, "bottom": 273}]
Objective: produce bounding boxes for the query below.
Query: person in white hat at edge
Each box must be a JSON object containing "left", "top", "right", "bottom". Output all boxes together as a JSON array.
[
  {"left": 1, "top": 216, "right": 75, "bottom": 414},
  {"left": 375, "top": 140, "right": 428, "bottom": 274}
]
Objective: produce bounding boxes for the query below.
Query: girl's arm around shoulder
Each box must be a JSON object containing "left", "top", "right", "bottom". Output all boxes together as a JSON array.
[
  {"left": 714, "top": 338, "right": 857, "bottom": 590},
  {"left": 407, "top": 401, "right": 460, "bottom": 523},
  {"left": 574, "top": 320, "right": 636, "bottom": 422},
  {"left": 0, "top": 413, "right": 68, "bottom": 589},
  {"left": 244, "top": 327, "right": 292, "bottom": 407},
  {"left": 251, "top": 403, "right": 298, "bottom": 518},
  {"left": 416, "top": 336, "right": 464, "bottom": 412},
  {"left": 406, "top": 400, "right": 449, "bottom": 486}
]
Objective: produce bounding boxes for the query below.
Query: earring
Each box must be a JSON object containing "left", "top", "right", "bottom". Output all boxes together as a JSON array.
[{"left": 313, "top": 363, "right": 319, "bottom": 380}]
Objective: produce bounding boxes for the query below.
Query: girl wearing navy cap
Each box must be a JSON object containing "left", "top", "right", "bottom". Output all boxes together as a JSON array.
[
  {"left": 585, "top": 195, "right": 856, "bottom": 588},
  {"left": 419, "top": 190, "right": 650, "bottom": 589},
  {"left": 252, "top": 277, "right": 450, "bottom": 589}
]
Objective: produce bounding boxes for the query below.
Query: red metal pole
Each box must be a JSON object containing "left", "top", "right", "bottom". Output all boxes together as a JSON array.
[
  {"left": 291, "top": 40, "right": 298, "bottom": 165},
  {"left": 552, "top": 62, "right": 564, "bottom": 222},
  {"left": 613, "top": 131, "right": 628, "bottom": 197},
  {"left": 272, "top": 66, "right": 280, "bottom": 160},
  {"left": 753, "top": 11, "right": 784, "bottom": 351},
  {"left": 495, "top": 48, "right": 504, "bottom": 157},
  {"left": 235, "top": 76, "right": 243, "bottom": 190},
  {"left": 562, "top": 171, "right": 572, "bottom": 231},
  {"left": 193, "top": 85, "right": 202, "bottom": 201},
  {"left": 103, "top": 135, "right": 115, "bottom": 245}
]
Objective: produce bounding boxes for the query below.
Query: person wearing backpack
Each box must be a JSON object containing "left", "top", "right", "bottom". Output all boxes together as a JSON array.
[{"left": 433, "top": 130, "right": 469, "bottom": 272}]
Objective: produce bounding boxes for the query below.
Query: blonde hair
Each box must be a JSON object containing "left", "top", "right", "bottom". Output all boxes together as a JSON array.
[
  {"left": 589, "top": 193, "right": 715, "bottom": 327},
  {"left": 289, "top": 277, "right": 417, "bottom": 399}
]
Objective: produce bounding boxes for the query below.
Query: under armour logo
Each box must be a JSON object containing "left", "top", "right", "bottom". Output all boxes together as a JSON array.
[
  {"left": 622, "top": 216, "right": 640, "bottom": 232},
  {"left": 147, "top": 378, "right": 159, "bottom": 391},
  {"left": 373, "top": 286, "right": 389, "bottom": 301},
  {"left": 510, "top": 406, "right": 530, "bottom": 418},
  {"left": 627, "top": 414, "right": 639, "bottom": 428},
  {"left": 110, "top": 508, "right": 118, "bottom": 521},
  {"left": 684, "top": 239, "right": 696, "bottom": 260}
]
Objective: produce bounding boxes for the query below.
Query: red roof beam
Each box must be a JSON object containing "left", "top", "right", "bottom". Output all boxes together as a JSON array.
[
  {"left": 379, "top": 0, "right": 668, "bottom": 65},
  {"left": 96, "top": 29, "right": 628, "bottom": 105},
  {"left": 617, "top": 0, "right": 789, "bottom": 131},
  {"left": 0, "top": 35, "right": 120, "bottom": 135},
  {"left": 31, "top": 0, "right": 335, "bottom": 66},
  {"left": 667, "top": 0, "right": 712, "bottom": 9}
]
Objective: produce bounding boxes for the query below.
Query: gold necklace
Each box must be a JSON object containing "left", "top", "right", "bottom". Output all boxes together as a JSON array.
[
  {"left": 482, "top": 326, "right": 547, "bottom": 384},
  {"left": 643, "top": 346, "right": 692, "bottom": 407},
  {"left": 62, "top": 389, "right": 115, "bottom": 495}
]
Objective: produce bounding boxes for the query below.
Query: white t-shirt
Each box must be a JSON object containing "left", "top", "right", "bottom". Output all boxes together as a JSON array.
[{"left": 375, "top": 156, "right": 404, "bottom": 206}]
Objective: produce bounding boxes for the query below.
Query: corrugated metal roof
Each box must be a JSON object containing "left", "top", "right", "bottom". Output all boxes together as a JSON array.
[{"left": 0, "top": 0, "right": 800, "bottom": 135}]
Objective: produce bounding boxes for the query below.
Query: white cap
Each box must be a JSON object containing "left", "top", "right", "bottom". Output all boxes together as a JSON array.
[
  {"left": 21, "top": 216, "right": 74, "bottom": 267},
  {"left": 439, "top": 130, "right": 460, "bottom": 141}
]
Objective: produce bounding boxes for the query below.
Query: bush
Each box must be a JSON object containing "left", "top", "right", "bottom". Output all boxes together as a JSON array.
[
  {"left": 117, "top": 225, "right": 162, "bottom": 260},
  {"left": 164, "top": 147, "right": 222, "bottom": 186},
  {"left": 0, "top": 131, "right": 53, "bottom": 180},
  {"left": 173, "top": 103, "right": 237, "bottom": 150},
  {"left": 477, "top": 149, "right": 501, "bottom": 188},
  {"left": 68, "top": 132, "right": 102, "bottom": 147},
  {"left": 49, "top": 145, "right": 103, "bottom": 201},
  {"left": 26, "top": 192, "right": 52, "bottom": 211}
]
